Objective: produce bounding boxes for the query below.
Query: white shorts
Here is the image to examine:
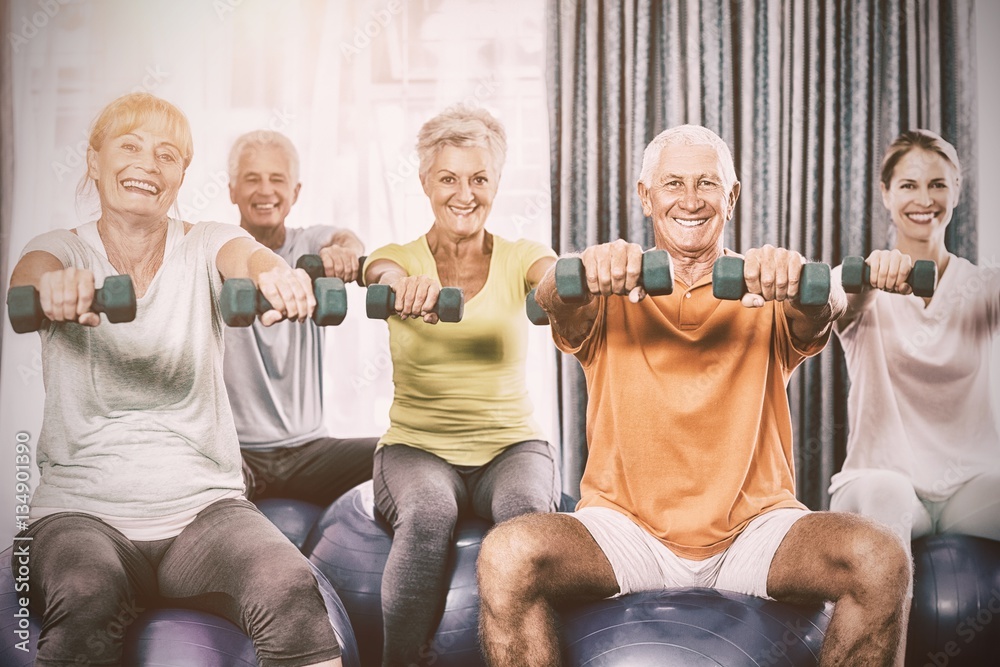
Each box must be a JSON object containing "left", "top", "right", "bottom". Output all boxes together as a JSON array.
[{"left": 572, "top": 505, "right": 809, "bottom": 599}]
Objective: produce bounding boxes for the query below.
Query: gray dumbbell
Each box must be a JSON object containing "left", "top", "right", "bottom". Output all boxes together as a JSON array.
[
  {"left": 841, "top": 255, "right": 936, "bottom": 298},
  {"left": 365, "top": 284, "right": 464, "bottom": 322},
  {"left": 554, "top": 249, "right": 674, "bottom": 302},
  {"left": 712, "top": 255, "right": 830, "bottom": 307},
  {"left": 526, "top": 288, "right": 548, "bottom": 325},
  {"left": 220, "top": 267, "right": 347, "bottom": 328},
  {"left": 7, "top": 275, "right": 137, "bottom": 334}
]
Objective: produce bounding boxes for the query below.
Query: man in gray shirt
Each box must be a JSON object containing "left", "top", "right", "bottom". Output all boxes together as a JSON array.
[{"left": 224, "top": 130, "right": 377, "bottom": 504}]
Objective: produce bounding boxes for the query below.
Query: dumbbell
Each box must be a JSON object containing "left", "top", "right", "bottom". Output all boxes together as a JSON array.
[
  {"left": 7, "top": 275, "right": 137, "bottom": 334},
  {"left": 712, "top": 256, "right": 830, "bottom": 307},
  {"left": 526, "top": 288, "right": 548, "bottom": 325},
  {"left": 841, "top": 255, "right": 936, "bottom": 297},
  {"left": 220, "top": 255, "right": 348, "bottom": 327},
  {"left": 554, "top": 249, "right": 674, "bottom": 302},
  {"left": 365, "top": 284, "right": 464, "bottom": 322}
]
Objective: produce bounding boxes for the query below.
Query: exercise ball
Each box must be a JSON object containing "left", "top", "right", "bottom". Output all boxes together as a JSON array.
[
  {"left": 0, "top": 545, "right": 361, "bottom": 667},
  {"left": 304, "top": 481, "right": 577, "bottom": 667},
  {"left": 254, "top": 497, "right": 324, "bottom": 551},
  {"left": 906, "top": 534, "right": 1000, "bottom": 667},
  {"left": 304, "top": 481, "right": 486, "bottom": 666},
  {"left": 559, "top": 587, "right": 831, "bottom": 667}
]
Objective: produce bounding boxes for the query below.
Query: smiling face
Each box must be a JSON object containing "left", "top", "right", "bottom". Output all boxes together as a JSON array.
[
  {"left": 422, "top": 144, "right": 499, "bottom": 240},
  {"left": 881, "top": 148, "right": 960, "bottom": 246},
  {"left": 229, "top": 144, "right": 301, "bottom": 232},
  {"left": 637, "top": 142, "right": 739, "bottom": 260},
  {"left": 86, "top": 126, "right": 185, "bottom": 222}
]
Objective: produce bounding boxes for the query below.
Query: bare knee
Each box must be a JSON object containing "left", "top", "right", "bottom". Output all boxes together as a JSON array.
[
  {"left": 478, "top": 516, "right": 555, "bottom": 605},
  {"left": 837, "top": 519, "right": 911, "bottom": 606}
]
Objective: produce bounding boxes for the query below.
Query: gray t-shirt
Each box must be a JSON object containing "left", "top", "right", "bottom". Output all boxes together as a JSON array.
[
  {"left": 23, "top": 219, "right": 249, "bottom": 537},
  {"left": 223, "top": 225, "right": 336, "bottom": 450}
]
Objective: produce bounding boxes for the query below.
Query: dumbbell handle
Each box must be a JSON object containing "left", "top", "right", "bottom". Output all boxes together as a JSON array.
[
  {"left": 7, "top": 276, "right": 137, "bottom": 333},
  {"left": 297, "top": 253, "right": 367, "bottom": 286},
  {"left": 841, "top": 256, "right": 936, "bottom": 298},
  {"left": 712, "top": 256, "right": 831, "bottom": 307},
  {"left": 221, "top": 277, "right": 347, "bottom": 327},
  {"left": 555, "top": 249, "right": 674, "bottom": 302},
  {"left": 365, "top": 283, "right": 464, "bottom": 322}
]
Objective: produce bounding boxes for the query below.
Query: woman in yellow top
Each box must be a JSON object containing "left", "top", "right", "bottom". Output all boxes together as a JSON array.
[{"left": 364, "top": 105, "right": 560, "bottom": 665}]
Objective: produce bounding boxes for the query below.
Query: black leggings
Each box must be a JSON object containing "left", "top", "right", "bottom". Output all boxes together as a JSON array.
[{"left": 18, "top": 498, "right": 340, "bottom": 667}]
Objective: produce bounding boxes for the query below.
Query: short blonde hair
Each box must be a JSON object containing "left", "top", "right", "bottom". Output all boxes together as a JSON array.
[
  {"left": 78, "top": 93, "right": 193, "bottom": 200},
  {"left": 417, "top": 105, "right": 507, "bottom": 183}
]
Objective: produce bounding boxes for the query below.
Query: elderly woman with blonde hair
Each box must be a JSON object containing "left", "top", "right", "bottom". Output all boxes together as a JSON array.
[
  {"left": 363, "top": 104, "right": 560, "bottom": 665},
  {"left": 9, "top": 92, "right": 343, "bottom": 667}
]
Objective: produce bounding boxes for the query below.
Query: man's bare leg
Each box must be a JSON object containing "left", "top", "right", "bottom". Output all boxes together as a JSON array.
[
  {"left": 767, "top": 512, "right": 911, "bottom": 667},
  {"left": 477, "top": 513, "right": 619, "bottom": 666}
]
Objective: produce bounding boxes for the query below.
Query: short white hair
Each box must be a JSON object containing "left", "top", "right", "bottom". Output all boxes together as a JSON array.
[
  {"left": 638, "top": 125, "right": 737, "bottom": 192},
  {"left": 228, "top": 130, "right": 300, "bottom": 185}
]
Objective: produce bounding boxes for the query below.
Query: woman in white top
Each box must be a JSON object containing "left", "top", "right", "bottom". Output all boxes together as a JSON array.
[
  {"left": 9, "top": 92, "right": 343, "bottom": 667},
  {"left": 829, "top": 129, "right": 1000, "bottom": 550}
]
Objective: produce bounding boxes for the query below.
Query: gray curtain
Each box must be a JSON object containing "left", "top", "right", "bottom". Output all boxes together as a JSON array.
[{"left": 547, "top": 0, "right": 978, "bottom": 508}]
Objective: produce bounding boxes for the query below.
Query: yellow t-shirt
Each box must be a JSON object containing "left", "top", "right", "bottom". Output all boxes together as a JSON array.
[
  {"left": 366, "top": 235, "right": 556, "bottom": 466},
  {"left": 554, "top": 266, "right": 828, "bottom": 560}
]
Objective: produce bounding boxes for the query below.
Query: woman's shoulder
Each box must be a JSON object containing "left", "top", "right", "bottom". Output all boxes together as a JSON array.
[{"left": 23, "top": 226, "right": 89, "bottom": 255}]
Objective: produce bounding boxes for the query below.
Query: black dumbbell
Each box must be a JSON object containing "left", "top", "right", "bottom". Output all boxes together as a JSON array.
[
  {"left": 554, "top": 249, "right": 674, "bottom": 302},
  {"left": 7, "top": 275, "right": 137, "bottom": 334},
  {"left": 841, "top": 255, "right": 936, "bottom": 298},
  {"left": 220, "top": 257, "right": 348, "bottom": 327},
  {"left": 365, "top": 283, "right": 464, "bottom": 322},
  {"left": 712, "top": 255, "right": 830, "bottom": 307},
  {"left": 526, "top": 288, "right": 548, "bottom": 325}
]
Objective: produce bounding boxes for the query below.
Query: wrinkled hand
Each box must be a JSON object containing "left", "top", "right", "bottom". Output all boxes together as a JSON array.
[
  {"left": 741, "top": 245, "right": 806, "bottom": 308},
  {"left": 319, "top": 245, "right": 361, "bottom": 283},
  {"left": 387, "top": 274, "right": 441, "bottom": 324},
  {"left": 579, "top": 239, "right": 647, "bottom": 303},
  {"left": 863, "top": 249, "right": 914, "bottom": 295},
  {"left": 38, "top": 267, "right": 100, "bottom": 327},
  {"left": 256, "top": 266, "right": 316, "bottom": 326}
]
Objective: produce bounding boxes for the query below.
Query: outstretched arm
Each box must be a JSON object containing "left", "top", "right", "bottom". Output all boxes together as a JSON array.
[
  {"left": 318, "top": 228, "right": 365, "bottom": 282},
  {"left": 217, "top": 236, "right": 315, "bottom": 326},
  {"left": 10, "top": 251, "right": 102, "bottom": 327},
  {"left": 739, "top": 245, "right": 845, "bottom": 345},
  {"left": 536, "top": 240, "right": 645, "bottom": 348}
]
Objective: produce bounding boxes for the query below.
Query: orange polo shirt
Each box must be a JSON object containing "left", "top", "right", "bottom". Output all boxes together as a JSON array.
[{"left": 554, "top": 270, "right": 828, "bottom": 560}]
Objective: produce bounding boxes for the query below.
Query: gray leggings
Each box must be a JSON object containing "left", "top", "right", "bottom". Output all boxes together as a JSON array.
[
  {"left": 18, "top": 498, "right": 340, "bottom": 667},
  {"left": 373, "top": 440, "right": 560, "bottom": 667}
]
